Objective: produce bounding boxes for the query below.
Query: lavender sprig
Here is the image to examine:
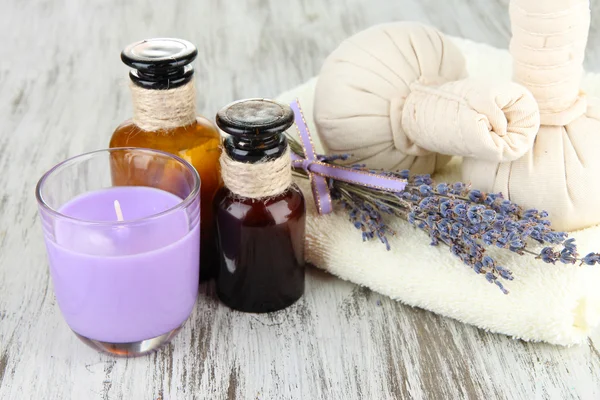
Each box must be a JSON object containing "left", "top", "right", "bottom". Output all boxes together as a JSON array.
[{"left": 287, "top": 136, "right": 598, "bottom": 294}]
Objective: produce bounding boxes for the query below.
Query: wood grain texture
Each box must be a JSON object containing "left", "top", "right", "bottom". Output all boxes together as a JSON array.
[{"left": 1, "top": 0, "right": 600, "bottom": 399}]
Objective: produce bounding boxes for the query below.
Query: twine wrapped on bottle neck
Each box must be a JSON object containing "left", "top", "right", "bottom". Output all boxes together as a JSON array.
[
  {"left": 220, "top": 147, "right": 293, "bottom": 199},
  {"left": 130, "top": 80, "right": 197, "bottom": 132}
]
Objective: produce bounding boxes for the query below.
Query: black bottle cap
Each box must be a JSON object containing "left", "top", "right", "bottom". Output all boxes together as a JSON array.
[
  {"left": 121, "top": 38, "right": 197, "bottom": 89},
  {"left": 216, "top": 98, "right": 295, "bottom": 162},
  {"left": 216, "top": 98, "right": 295, "bottom": 138}
]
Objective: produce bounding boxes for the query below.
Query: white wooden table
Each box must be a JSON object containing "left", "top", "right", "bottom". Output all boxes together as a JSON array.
[{"left": 2, "top": 0, "right": 600, "bottom": 398}]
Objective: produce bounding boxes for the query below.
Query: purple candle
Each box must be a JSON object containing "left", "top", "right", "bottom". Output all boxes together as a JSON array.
[{"left": 36, "top": 148, "right": 201, "bottom": 356}]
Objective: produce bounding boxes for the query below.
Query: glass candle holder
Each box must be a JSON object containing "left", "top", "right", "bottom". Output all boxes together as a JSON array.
[{"left": 36, "top": 148, "right": 201, "bottom": 356}]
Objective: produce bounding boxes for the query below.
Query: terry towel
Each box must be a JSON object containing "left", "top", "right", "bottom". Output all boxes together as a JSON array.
[{"left": 277, "top": 37, "right": 600, "bottom": 346}]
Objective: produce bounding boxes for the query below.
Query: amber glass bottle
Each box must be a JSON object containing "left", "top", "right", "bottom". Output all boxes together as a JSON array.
[
  {"left": 214, "top": 99, "right": 306, "bottom": 313},
  {"left": 109, "top": 38, "right": 222, "bottom": 280}
]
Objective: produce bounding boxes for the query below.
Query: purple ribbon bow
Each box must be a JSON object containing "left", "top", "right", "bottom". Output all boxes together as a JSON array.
[{"left": 290, "top": 100, "right": 407, "bottom": 214}]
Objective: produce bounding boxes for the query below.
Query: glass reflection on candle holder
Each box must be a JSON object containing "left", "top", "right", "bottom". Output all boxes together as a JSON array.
[{"left": 36, "top": 148, "right": 201, "bottom": 356}]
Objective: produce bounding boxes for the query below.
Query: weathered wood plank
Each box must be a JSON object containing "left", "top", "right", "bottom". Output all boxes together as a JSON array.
[{"left": 1, "top": 0, "right": 600, "bottom": 399}]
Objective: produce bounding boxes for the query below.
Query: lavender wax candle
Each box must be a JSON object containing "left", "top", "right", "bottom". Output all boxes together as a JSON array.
[{"left": 36, "top": 148, "right": 200, "bottom": 356}]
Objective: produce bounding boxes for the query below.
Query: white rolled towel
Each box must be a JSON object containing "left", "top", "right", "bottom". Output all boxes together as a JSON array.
[{"left": 277, "top": 37, "right": 600, "bottom": 346}]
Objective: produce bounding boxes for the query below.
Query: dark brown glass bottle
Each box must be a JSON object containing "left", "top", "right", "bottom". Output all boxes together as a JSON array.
[
  {"left": 109, "top": 38, "right": 222, "bottom": 280},
  {"left": 214, "top": 99, "right": 306, "bottom": 313}
]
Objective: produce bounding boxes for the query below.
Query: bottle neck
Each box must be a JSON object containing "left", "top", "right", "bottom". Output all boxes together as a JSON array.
[
  {"left": 129, "top": 79, "right": 197, "bottom": 132},
  {"left": 129, "top": 65, "right": 194, "bottom": 90},
  {"left": 224, "top": 134, "right": 288, "bottom": 163},
  {"left": 220, "top": 146, "right": 293, "bottom": 199}
]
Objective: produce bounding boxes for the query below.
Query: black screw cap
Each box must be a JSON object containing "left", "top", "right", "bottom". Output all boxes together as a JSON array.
[
  {"left": 216, "top": 98, "right": 295, "bottom": 139},
  {"left": 121, "top": 38, "right": 197, "bottom": 89},
  {"left": 217, "top": 98, "right": 295, "bottom": 162}
]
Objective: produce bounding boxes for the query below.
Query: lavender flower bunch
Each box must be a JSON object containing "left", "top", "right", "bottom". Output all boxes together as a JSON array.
[{"left": 288, "top": 137, "right": 600, "bottom": 294}]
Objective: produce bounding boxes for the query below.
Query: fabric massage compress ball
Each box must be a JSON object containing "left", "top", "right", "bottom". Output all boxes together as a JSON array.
[
  {"left": 314, "top": 22, "right": 540, "bottom": 174},
  {"left": 462, "top": 0, "right": 600, "bottom": 231}
]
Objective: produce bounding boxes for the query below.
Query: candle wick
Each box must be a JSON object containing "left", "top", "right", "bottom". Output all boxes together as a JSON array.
[{"left": 114, "top": 200, "right": 124, "bottom": 222}]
